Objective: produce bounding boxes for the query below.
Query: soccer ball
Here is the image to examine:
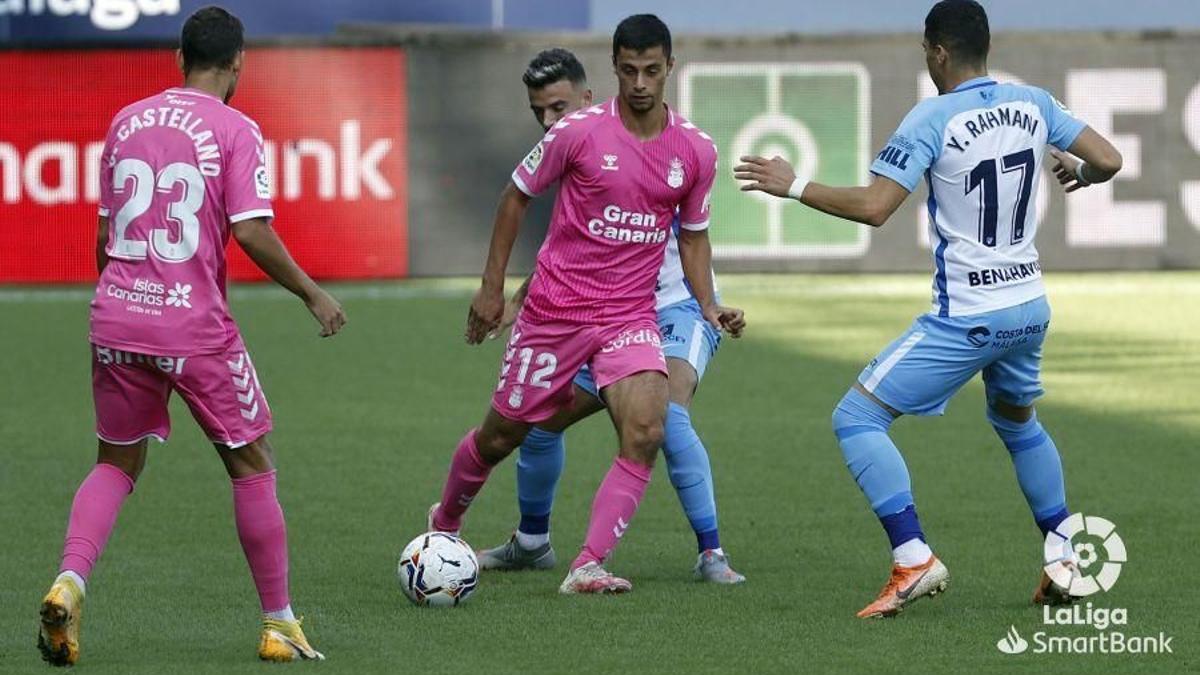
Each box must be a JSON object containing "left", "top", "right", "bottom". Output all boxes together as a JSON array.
[{"left": 397, "top": 531, "right": 479, "bottom": 607}]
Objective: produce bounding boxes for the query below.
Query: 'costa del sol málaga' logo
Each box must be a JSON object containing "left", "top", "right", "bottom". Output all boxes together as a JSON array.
[
  {"left": 967, "top": 325, "right": 991, "bottom": 348},
  {"left": 1044, "top": 513, "right": 1126, "bottom": 597}
]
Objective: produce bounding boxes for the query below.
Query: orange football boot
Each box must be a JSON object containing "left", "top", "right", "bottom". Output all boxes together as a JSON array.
[{"left": 856, "top": 556, "right": 950, "bottom": 618}]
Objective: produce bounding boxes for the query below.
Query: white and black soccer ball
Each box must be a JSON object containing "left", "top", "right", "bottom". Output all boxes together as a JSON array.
[{"left": 397, "top": 531, "right": 479, "bottom": 607}]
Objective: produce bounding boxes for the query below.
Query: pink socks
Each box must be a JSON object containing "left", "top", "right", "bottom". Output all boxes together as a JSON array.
[
  {"left": 59, "top": 463, "right": 291, "bottom": 614},
  {"left": 60, "top": 463, "right": 135, "bottom": 580},
  {"left": 232, "top": 470, "right": 290, "bottom": 613},
  {"left": 572, "top": 457, "right": 652, "bottom": 570},
  {"left": 432, "top": 429, "right": 493, "bottom": 532}
]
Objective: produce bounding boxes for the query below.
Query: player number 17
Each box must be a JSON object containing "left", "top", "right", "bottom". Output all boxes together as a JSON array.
[{"left": 965, "top": 147, "right": 1035, "bottom": 247}]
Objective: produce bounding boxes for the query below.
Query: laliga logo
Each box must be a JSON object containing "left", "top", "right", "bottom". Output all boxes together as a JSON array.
[
  {"left": 1044, "top": 513, "right": 1126, "bottom": 597},
  {"left": 995, "top": 516, "right": 1174, "bottom": 657}
]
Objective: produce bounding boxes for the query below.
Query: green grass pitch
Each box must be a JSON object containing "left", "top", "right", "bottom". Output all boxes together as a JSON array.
[{"left": 1, "top": 273, "right": 1195, "bottom": 673}]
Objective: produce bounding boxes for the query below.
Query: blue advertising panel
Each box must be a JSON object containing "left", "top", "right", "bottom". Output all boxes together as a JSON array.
[{"left": 0, "top": 0, "right": 587, "bottom": 43}]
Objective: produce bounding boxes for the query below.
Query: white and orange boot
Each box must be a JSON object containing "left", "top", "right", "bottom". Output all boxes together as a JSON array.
[
  {"left": 856, "top": 556, "right": 950, "bottom": 618},
  {"left": 1034, "top": 547, "right": 1080, "bottom": 606}
]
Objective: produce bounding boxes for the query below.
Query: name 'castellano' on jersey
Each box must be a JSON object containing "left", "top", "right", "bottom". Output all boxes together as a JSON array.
[{"left": 90, "top": 87, "right": 273, "bottom": 355}]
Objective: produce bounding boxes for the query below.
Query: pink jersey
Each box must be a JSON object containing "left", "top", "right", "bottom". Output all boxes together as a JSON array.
[
  {"left": 90, "top": 88, "right": 273, "bottom": 356},
  {"left": 511, "top": 98, "right": 717, "bottom": 324}
]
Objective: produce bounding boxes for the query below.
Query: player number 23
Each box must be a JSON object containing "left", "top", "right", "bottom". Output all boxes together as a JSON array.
[
  {"left": 499, "top": 347, "right": 558, "bottom": 390},
  {"left": 110, "top": 158, "right": 206, "bottom": 263}
]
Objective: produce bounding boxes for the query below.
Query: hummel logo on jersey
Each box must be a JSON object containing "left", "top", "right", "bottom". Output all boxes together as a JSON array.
[
  {"left": 227, "top": 351, "right": 259, "bottom": 421},
  {"left": 602, "top": 154, "right": 619, "bottom": 171},
  {"left": 613, "top": 517, "right": 630, "bottom": 539}
]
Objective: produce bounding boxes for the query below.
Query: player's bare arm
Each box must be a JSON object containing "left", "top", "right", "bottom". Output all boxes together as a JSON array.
[
  {"left": 1048, "top": 126, "right": 1123, "bottom": 193},
  {"left": 733, "top": 155, "right": 909, "bottom": 227},
  {"left": 232, "top": 217, "right": 345, "bottom": 337},
  {"left": 677, "top": 228, "right": 745, "bottom": 338},
  {"left": 492, "top": 273, "right": 533, "bottom": 339},
  {"left": 469, "top": 181, "right": 531, "bottom": 344},
  {"left": 95, "top": 216, "right": 110, "bottom": 274}
]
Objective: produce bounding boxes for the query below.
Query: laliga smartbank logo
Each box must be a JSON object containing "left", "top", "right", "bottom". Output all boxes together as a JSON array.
[
  {"left": 1043, "top": 513, "right": 1125, "bottom": 596},
  {"left": 995, "top": 514, "right": 1175, "bottom": 657},
  {"left": 996, "top": 626, "right": 1029, "bottom": 654}
]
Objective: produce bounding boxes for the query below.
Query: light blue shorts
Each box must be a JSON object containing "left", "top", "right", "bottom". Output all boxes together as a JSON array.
[
  {"left": 574, "top": 298, "right": 721, "bottom": 397},
  {"left": 858, "top": 296, "right": 1051, "bottom": 415}
]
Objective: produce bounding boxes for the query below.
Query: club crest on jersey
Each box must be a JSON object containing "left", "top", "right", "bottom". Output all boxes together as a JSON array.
[
  {"left": 602, "top": 154, "right": 620, "bottom": 171},
  {"left": 667, "top": 157, "right": 685, "bottom": 188},
  {"left": 522, "top": 142, "right": 545, "bottom": 174}
]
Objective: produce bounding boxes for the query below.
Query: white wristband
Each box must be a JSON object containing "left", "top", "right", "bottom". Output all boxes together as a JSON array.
[
  {"left": 787, "top": 177, "right": 809, "bottom": 200},
  {"left": 1074, "top": 162, "right": 1091, "bottom": 186}
]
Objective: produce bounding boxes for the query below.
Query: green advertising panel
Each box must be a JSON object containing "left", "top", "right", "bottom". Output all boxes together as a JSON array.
[{"left": 680, "top": 63, "right": 871, "bottom": 259}]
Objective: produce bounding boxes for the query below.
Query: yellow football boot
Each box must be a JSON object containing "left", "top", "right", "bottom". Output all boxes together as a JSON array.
[
  {"left": 258, "top": 616, "right": 325, "bottom": 662},
  {"left": 38, "top": 575, "right": 84, "bottom": 666}
]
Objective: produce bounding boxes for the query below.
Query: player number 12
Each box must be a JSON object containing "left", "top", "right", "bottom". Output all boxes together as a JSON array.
[{"left": 498, "top": 347, "right": 558, "bottom": 390}]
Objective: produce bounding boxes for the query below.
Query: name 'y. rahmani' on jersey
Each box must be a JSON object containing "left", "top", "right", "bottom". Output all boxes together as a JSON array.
[
  {"left": 870, "top": 77, "right": 1086, "bottom": 317},
  {"left": 90, "top": 87, "right": 273, "bottom": 355}
]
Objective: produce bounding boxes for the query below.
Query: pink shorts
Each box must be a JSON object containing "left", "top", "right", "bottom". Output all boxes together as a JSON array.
[
  {"left": 492, "top": 313, "right": 668, "bottom": 423},
  {"left": 91, "top": 339, "right": 273, "bottom": 448}
]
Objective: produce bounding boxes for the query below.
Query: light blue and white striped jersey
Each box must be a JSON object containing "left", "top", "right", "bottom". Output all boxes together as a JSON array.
[
  {"left": 870, "top": 76, "right": 1086, "bottom": 317},
  {"left": 655, "top": 213, "right": 719, "bottom": 309}
]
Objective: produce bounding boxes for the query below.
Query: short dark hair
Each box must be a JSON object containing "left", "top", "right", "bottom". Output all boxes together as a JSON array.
[
  {"left": 180, "top": 6, "right": 244, "bottom": 74},
  {"left": 522, "top": 48, "right": 587, "bottom": 90},
  {"left": 612, "top": 14, "right": 672, "bottom": 60},
  {"left": 924, "top": 0, "right": 990, "bottom": 66}
]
